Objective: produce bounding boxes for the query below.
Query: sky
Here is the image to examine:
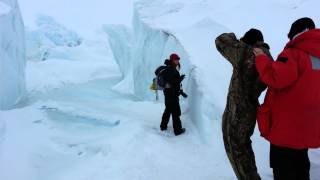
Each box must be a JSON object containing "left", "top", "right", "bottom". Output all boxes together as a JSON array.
[{"left": 18, "top": 0, "right": 134, "bottom": 37}]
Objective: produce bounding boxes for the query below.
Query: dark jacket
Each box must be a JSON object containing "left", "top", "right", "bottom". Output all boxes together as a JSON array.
[{"left": 163, "top": 65, "right": 181, "bottom": 98}]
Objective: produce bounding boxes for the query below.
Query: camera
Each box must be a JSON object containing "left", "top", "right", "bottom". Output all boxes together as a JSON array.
[{"left": 180, "top": 90, "right": 188, "bottom": 98}]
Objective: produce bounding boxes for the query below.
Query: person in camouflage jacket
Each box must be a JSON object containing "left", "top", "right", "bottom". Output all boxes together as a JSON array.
[{"left": 215, "top": 29, "right": 272, "bottom": 180}]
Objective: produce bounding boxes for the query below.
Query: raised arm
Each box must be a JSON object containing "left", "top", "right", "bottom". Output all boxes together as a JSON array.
[
  {"left": 215, "top": 33, "right": 240, "bottom": 67},
  {"left": 254, "top": 49, "right": 299, "bottom": 89}
]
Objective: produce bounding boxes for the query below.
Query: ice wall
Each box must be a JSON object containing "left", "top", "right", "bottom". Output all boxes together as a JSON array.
[
  {"left": 0, "top": 0, "right": 26, "bottom": 110},
  {"left": 104, "top": 25, "right": 135, "bottom": 95},
  {"left": 131, "top": 10, "right": 192, "bottom": 100},
  {"left": 105, "top": 9, "right": 192, "bottom": 99}
]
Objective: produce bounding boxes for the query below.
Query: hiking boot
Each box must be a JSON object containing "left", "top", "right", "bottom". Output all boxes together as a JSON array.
[
  {"left": 160, "top": 126, "right": 167, "bottom": 131},
  {"left": 174, "top": 128, "right": 185, "bottom": 136}
]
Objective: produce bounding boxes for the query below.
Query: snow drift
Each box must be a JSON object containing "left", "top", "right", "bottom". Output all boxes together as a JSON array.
[{"left": 0, "top": 0, "right": 26, "bottom": 110}]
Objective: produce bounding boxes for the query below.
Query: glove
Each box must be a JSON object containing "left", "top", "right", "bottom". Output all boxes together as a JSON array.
[
  {"left": 180, "top": 74, "right": 186, "bottom": 82},
  {"left": 180, "top": 90, "right": 188, "bottom": 98}
]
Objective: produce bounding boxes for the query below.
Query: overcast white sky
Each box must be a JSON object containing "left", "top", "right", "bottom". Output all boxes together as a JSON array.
[{"left": 18, "top": 0, "right": 134, "bottom": 37}]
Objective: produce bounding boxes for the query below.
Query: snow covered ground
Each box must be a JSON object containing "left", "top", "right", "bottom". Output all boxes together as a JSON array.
[{"left": 0, "top": 0, "right": 320, "bottom": 180}]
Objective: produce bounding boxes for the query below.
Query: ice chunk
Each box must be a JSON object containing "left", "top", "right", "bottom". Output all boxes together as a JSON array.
[
  {"left": 36, "top": 15, "right": 82, "bottom": 47},
  {"left": 26, "top": 15, "right": 82, "bottom": 61}
]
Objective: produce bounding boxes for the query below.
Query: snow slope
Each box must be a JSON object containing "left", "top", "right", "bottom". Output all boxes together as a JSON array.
[{"left": 0, "top": 0, "right": 26, "bottom": 110}]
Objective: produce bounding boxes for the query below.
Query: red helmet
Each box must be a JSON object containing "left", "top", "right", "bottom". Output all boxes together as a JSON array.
[{"left": 170, "top": 53, "right": 180, "bottom": 61}]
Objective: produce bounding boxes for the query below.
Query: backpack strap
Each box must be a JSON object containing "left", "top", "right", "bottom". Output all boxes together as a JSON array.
[{"left": 155, "top": 66, "right": 167, "bottom": 75}]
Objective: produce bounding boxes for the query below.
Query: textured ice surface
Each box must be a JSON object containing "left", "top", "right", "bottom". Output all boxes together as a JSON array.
[{"left": 0, "top": 0, "right": 26, "bottom": 110}]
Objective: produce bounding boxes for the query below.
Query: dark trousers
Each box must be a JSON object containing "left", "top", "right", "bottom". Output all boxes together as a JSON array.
[
  {"left": 270, "top": 144, "right": 310, "bottom": 180},
  {"left": 160, "top": 95, "right": 182, "bottom": 134}
]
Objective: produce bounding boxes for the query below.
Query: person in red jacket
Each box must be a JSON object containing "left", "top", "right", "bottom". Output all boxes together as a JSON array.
[{"left": 253, "top": 17, "right": 320, "bottom": 180}]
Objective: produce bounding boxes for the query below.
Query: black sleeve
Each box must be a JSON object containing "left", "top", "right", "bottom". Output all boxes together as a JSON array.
[{"left": 277, "top": 57, "right": 288, "bottom": 63}]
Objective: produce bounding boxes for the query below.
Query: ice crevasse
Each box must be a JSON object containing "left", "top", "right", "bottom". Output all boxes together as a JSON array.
[{"left": 0, "top": 0, "right": 26, "bottom": 110}]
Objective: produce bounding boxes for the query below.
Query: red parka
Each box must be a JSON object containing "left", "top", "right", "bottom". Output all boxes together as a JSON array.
[{"left": 255, "top": 29, "right": 320, "bottom": 149}]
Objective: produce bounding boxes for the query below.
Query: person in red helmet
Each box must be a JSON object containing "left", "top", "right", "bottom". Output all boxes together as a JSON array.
[
  {"left": 160, "top": 53, "right": 187, "bottom": 136},
  {"left": 253, "top": 17, "right": 320, "bottom": 180}
]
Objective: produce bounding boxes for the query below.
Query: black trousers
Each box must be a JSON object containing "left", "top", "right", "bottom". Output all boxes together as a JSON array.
[
  {"left": 270, "top": 144, "right": 310, "bottom": 180},
  {"left": 160, "top": 95, "right": 182, "bottom": 134}
]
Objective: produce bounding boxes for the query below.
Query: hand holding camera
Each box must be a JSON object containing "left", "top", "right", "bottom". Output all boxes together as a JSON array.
[
  {"left": 180, "top": 74, "right": 186, "bottom": 82},
  {"left": 180, "top": 90, "right": 188, "bottom": 98}
]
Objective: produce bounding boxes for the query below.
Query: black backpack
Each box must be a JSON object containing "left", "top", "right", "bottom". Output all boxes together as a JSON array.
[{"left": 154, "top": 65, "right": 168, "bottom": 90}]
